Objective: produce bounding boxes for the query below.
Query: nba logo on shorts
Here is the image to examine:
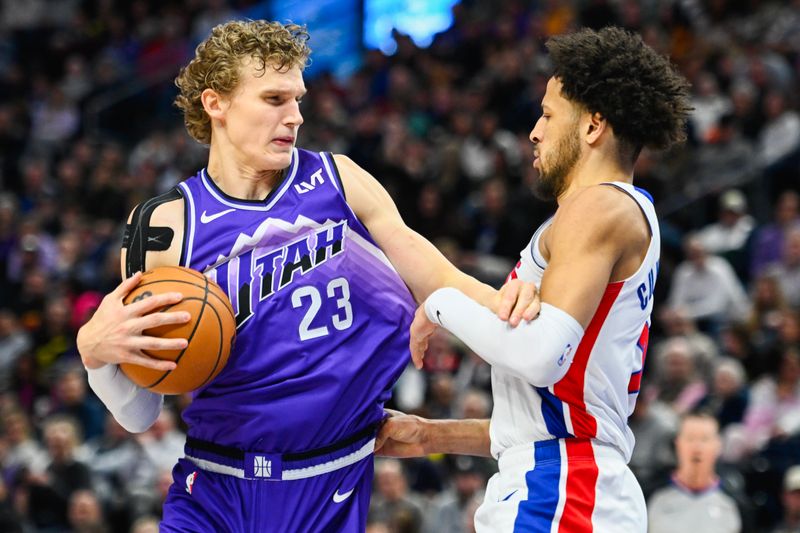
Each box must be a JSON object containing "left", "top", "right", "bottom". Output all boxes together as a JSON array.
[
  {"left": 185, "top": 471, "right": 197, "bottom": 494},
  {"left": 557, "top": 344, "right": 573, "bottom": 367},
  {"left": 253, "top": 456, "right": 272, "bottom": 478}
]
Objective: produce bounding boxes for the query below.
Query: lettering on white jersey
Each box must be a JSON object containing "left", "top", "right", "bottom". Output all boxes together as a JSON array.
[{"left": 635, "top": 261, "right": 660, "bottom": 310}]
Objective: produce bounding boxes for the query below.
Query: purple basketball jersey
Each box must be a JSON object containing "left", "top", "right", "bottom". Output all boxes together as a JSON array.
[{"left": 176, "top": 148, "right": 415, "bottom": 452}]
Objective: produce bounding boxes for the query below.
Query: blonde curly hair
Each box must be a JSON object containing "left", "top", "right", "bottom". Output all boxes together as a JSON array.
[{"left": 174, "top": 20, "right": 311, "bottom": 144}]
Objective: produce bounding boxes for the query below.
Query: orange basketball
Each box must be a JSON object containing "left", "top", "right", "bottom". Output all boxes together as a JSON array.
[{"left": 121, "top": 266, "right": 236, "bottom": 394}]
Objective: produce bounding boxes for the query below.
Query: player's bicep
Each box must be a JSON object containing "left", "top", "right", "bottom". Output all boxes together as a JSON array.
[
  {"left": 539, "top": 198, "right": 625, "bottom": 328},
  {"left": 121, "top": 189, "right": 185, "bottom": 278},
  {"left": 334, "top": 154, "right": 471, "bottom": 302}
]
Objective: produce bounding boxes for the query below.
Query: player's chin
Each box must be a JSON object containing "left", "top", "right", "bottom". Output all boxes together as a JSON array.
[{"left": 261, "top": 149, "right": 293, "bottom": 169}]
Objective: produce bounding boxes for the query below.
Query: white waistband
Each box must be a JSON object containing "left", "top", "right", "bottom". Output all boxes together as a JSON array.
[
  {"left": 185, "top": 438, "right": 375, "bottom": 481},
  {"left": 497, "top": 439, "right": 625, "bottom": 472}
]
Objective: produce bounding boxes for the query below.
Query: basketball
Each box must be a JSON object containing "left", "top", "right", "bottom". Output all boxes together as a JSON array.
[{"left": 120, "top": 266, "right": 236, "bottom": 395}]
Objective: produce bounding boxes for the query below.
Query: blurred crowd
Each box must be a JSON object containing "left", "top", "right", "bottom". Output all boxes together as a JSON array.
[{"left": 0, "top": 0, "right": 799, "bottom": 531}]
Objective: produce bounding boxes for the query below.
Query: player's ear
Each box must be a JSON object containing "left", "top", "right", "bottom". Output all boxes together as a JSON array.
[
  {"left": 585, "top": 112, "right": 606, "bottom": 145},
  {"left": 201, "top": 88, "right": 227, "bottom": 121}
]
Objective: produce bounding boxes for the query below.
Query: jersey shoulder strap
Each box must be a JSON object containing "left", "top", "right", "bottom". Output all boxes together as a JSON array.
[{"left": 122, "top": 187, "right": 184, "bottom": 277}]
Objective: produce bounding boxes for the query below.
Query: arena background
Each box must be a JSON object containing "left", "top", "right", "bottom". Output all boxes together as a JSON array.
[{"left": 0, "top": 0, "right": 798, "bottom": 531}]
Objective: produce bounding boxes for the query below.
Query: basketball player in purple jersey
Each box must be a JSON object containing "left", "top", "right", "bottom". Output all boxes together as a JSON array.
[{"left": 76, "top": 20, "right": 538, "bottom": 532}]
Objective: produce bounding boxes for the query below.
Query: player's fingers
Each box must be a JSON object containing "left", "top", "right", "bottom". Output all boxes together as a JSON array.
[
  {"left": 134, "top": 311, "right": 192, "bottom": 332},
  {"left": 374, "top": 423, "right": 391, "bottom": 453},
  {"left": 522, "top": 298, "right": 542, "bottom": 322},
  {"left": 121, "top": 353, "right": 177, "bottom": 371},
  {"left": 125, "top": 292, "right": 184, "bottom": 316},
  {"left": 410, "top": 339, "right": 427, "bottom": 369},
  {"left": 112, "top": 272, "right": 142, "bottom": 299},
  {"left": 509, "top": 283, "right": 536, "bottom": 326},
  {"left": 131, "top": 336, "right": 189, "bottom": 353},
  {"left": 497, "top": 282, "right": 519, "bottom": 321},
  {"left": 383, "top": 408, "right": 406, "bottom": 419}
]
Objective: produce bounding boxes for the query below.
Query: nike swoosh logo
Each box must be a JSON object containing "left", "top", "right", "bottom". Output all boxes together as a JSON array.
[
  {"left": 332, "top": 488, "right": 354, "bottom": 503},
  {"left": 435, "top": 310, "right": 442, "bottom": 325},
  {"left": 200, "top": 208, "right": 235, "bottom": 224},
  {"left": 502, "top": 489, "right": 518, "bottom": 501}
]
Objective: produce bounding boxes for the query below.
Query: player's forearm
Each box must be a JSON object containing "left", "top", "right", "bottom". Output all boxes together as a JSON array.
[
  {"left": 394, "top": 228, "right": 497, "bottom": 306},
  {"left": 86, "top": 365, "right": 163, "bottom": 433},
  {"left": 425, "top": 287, "right": 583, "bottom": 387},
  {"left": 421, "top": 418, "right": 492, "bottom": 457}
]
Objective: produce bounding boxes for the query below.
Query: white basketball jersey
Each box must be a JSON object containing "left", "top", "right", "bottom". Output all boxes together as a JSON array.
[{"left": 490, "top": 182, "right": 659, "bottom": 462}]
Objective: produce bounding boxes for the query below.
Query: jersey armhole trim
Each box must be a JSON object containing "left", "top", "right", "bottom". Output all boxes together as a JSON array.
[
  {"left": 322, "top": 152, "right": 346, "bottom": 200},
  {"left": 177, "top": 182, "right": 195, "bottom": 267},
  {"left": 600, "top": 183, "right": 653, "bottom": 237},
  {"left": 176, "top": 187, "right": 189, "bottom": 267}
]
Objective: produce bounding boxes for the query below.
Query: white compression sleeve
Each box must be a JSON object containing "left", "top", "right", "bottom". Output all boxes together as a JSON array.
[
  {"left": 424, "top": 287, "right": 584, "bottom": 387},
  {"left": 86, "top": 365, "right": 163, "bottom": 433}
]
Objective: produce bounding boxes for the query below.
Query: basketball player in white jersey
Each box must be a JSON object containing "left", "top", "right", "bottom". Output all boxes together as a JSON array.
[{"left": 376, "top": 27, "right": 692, "bottom": 532}]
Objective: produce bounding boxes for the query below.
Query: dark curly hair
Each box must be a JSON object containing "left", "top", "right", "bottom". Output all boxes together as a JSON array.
[{"left": 546, "top": 27, "right": 691, "bottom": 161}]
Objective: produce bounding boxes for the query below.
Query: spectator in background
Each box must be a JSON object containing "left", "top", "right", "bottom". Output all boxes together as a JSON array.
[
  {"left": 736, "top": 347, "right": 800, "bottom": 458},
  {"left": 84, "top": 413, "right": 157, "bottom": 526},
  {"left": 773, "top": 465, "right": 800, "bottom": 533},
  {"left": 696, "top": 189, "right": 755, "bottom": 280},
  {"left": 758, "top": 90, "right": 800, "bottom": 186},
  {"left": 751, "top": 190, "right": 800, "bottom": 278},
  {"left": 25, "top": 415, "right": 91, "bottom": 531},
  {"left": 462, "top": 178, "right": 530, "bottom": 260},
  {"left": 746, "top": 272, "right": 790, "bottom": 356},
  {"left": 369, "top": 459, "right": 424, "bottom": 533},
  {"left": 0, "top": 477, "right": 22, "bottom": 533},
  {"left": 653, "top": 338, "right": 708, "bottom": 416},
  {"left": 628, "top": 387, "right": 678, "bottom": 499},
  {"left": 0, "top": 310, "right": 31, "bottom": 393},
  {"left": 648, "top": 412, "right": 742, "bottom": 533},
  {"left": 698, "top": 358, "right": 750, "bottom": 431},
  {"left": 50, "top": 364, "right": 105, "bottom": 441},
  {"left": 690, "top": 72, "right": 732, "bottom": 144},
  {"left": 67, "top": 489, "right": 108, "bottom": 533},
  {"left": 659, "top": 306, "right": 719, "bottom": 381},
  {"left": 769, "top": 227, "right": 800, "bottom": 309},
  {"left": 425, "top": 456, "right": 486, "bottom": 533},
  {"left": 1, "top": 408, "right": 48, "bottom": 478},
  {"left": 137, "top": 408, "right": 184, "bottom": 473},
  {"left": 130, "top": 515, "right": 160, "bottom": 533},
  {"left": 668, "top": 234, "right": 750, "bottom": 336},
  {"left": 31, "top": 296, "right": 76, "bottom": 386},
  {"left": 693, "top": 117, "right": 757, "bottom": 201}
]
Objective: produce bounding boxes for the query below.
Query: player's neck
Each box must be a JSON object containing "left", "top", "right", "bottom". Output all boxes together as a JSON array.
[
  {"left": 206, "top": 145, "right": 284, "bottom": 201},
  {"left": 557, "top": 154, "right": 633, "bottom": 204}
]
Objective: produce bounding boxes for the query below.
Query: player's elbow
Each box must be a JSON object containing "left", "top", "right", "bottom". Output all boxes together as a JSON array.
[
  {"left": 117, "top": 416, "right": 156, "bottom": 434},
  {"left": 517, "top": 356, "right": 572, "bottom": 388}
]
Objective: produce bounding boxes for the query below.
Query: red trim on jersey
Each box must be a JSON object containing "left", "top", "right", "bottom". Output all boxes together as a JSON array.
[
  {"left": 628, "top": 323, "right": 650, "bottom": 393},
  {"left": 554, "top": 282, "right": 624, "bottom": 438},
  {"left": 558, "top": 439, "right": 599, "bottom": 532},
  {"left": 628, "top": 371, "right": 643, "bottom": 394},
  {"left": 506, "top": 260, "right": 521, "bottom": 282}
]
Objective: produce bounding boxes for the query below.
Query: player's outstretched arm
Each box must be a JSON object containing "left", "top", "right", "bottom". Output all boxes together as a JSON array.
[
  {"left": 78, "top": 197, "right": 189, "bottom": 432},
  {"left": 417, "top": 186, "right": 648, "bottom": 385},
  {"left": 333, "top": 154, "right": 540, "bottom": 324},
  {"left": 375, "top": 410, "right": 491, "bottom": 458}
]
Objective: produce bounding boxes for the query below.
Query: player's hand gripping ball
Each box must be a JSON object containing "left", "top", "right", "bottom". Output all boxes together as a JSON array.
[{"left": 121, "top": 266, "right": 236, "bottom": 394}]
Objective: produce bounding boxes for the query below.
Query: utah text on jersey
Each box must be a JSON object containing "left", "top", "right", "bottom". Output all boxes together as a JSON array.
[{"left": 203, "top": 217, "right": 347, "bottom": 328}]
